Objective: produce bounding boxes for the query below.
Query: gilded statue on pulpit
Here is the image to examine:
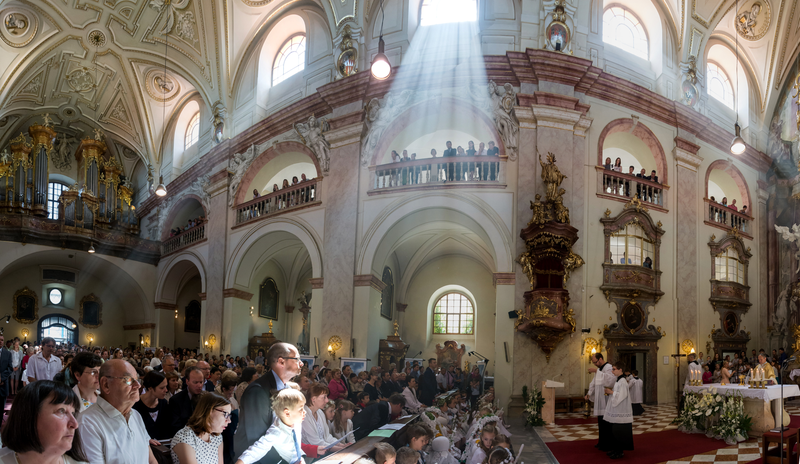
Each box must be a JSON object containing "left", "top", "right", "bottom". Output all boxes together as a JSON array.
[{"left": 539, "top": 152, "right": 567, "bottom": 204}]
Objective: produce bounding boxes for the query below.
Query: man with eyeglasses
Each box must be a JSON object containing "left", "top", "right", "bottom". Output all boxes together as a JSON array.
[
  {"left": 79, "top": 359, "right": 158, "bottom": 464},
  {"left": 27, "top": 336, "right": 62, "bottom": 383},
  {"left": 235, "top": 342, "right": 303, "bottom": 463}
]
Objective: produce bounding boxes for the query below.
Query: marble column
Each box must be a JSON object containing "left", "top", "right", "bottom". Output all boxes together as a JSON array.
[
  {"left": 309, "top": 279, "right": 324, "bottom": 357},
  {"left": 493, "top": 273, "right": 516, "bottom": 409},
  {"left": 318, "top": 121, "right": 362, "bottom": 360},
  {"left": 673, "top": 137, "right": 702, "bottom": 386},
  {"left": 756, "top": 185, "right": 770, "bottom": 344},
  {"left": 202, "top": 173, "right": 229, "bottom": 356},
  {"left": 353, "top": 274, "right": 387, "bottom": 361}
]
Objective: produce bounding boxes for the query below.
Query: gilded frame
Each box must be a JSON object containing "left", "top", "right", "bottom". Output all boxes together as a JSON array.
[
  {"left": 79, "top": 293, "right": 103, "bottom": 328},
  {"left": 13, "top": 287, "right": 38, "bottom": 324}
]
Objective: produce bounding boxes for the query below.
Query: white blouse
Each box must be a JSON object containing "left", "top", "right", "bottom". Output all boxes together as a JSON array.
[
  {"left": 301, "top": 406, "right": 338, "bottom": 447},
  {"left": 329, "top": 418, "right": 355, "bottom": 444}
]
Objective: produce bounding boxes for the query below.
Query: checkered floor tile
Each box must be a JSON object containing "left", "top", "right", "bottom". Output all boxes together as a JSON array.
[
  {"left": 546, "top": 404, "right": 679, "bottom": 441},
  {"left": 660, "top": 438, "right": 777, "bottom": 463}
]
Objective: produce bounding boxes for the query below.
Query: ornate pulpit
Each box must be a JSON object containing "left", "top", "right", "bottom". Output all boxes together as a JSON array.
[
  {"left": 247, "top": 321, "right": 281, "bottom": 360},
  {"left": 378, "top": 321, "right": 409, "bottom": 371}
]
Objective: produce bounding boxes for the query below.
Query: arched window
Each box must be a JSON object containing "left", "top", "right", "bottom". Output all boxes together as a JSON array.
[
  {"left": 706, "top": 62, "right": 734, "bottom": 110},
  {"left": 420, "top": 0, "right": 478, "bottom": 26},
  {"left": 433, "top": 292, "right": 474, "bottom": 335},
  {"left": 47, "top": 182, "right": 68, "bottom": 220},
  {"left": 715, "top": 247, "right": 745, "bottom": 285},
  {"left": 184, "top": 113, "right": 200, "bottom": 149},
  {"left": 272, "top": 35, "right": 306, "bottom": 86},
  {"left": 38, "top": 314, "right": 78, "bottom": 345},
  {"left": 603, "top": 7, "right": 648, "bottom": 60},
  {"left": 609, "top": 223, "right": 655, "bottom": 267}
]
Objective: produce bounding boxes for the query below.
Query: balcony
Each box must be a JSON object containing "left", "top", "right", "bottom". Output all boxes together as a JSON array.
[
  {"left": 162, "top": 221, "right": 206, "bottom": 255},
  {"left": 234, "top": 178, "right": 321, "bottom": 227},
  {"left": 704, "top": 199, "right": 752, "bottom": 238},
  {"left": 595, "top": 166, "right": 667, "bottom": 211},
  {"left": 368, "top": 156, "right": 506, "bottom": 194}
]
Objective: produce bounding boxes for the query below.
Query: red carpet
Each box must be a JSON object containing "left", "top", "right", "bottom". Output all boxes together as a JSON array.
[
  {"left": 554, "top": 417, "right": 597, "bottom": 425},
  {"left": 547, "top": 429, "right": 730, "bottom": 464}
]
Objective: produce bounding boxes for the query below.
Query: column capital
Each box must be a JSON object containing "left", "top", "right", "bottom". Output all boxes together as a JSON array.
[
  {"left": 396, "top": 303, "right": 408, "bottom": 312},
  {"left": 309, "top": 278, "right": 324, "bottom": 289},
  {"left": 353, "top": 274, "right": 386, "bottom": 291},
  {"left": 154, "top": 302, "right": 177, "bottom": 310},
  {"left": 326, "top": 122, "right": 363, "bottom": 148},
  {"left": 493, "top": 272, "right": 516, "bottom": 286},
  {"left": 674, "top": 137, "right": 702, "bottom": 172},
  {"left": 206, "top": 169, "right": 229, "bottom": 197},
  {"left": 223, "top": 288, "right": 254, "bottom": 301},
  {"left": 285, "top": 305, "right": 295, "bottom": 313},
  {"left": 198, "top": 292, "right": 207, "bottom": 301}
]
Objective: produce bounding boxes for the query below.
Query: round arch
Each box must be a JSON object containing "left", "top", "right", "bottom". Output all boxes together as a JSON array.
[
  {"left": 156, "top": 251, "right": 208, "bottom": 304},
  {"left": 226, "top": 217, "right": 323, "bottom": 290},
  {"left": 356, "top": 191, "right": 514, "bottom": 276},
  {"left": 233, "top": 141, "right": 322, "bottom": 205},
  {"left": 426, "top": 284, "right": 478, "bottom": 336},
  {"left": 160, "top": 194, "right": 209, "bottom": 242},
  {"left": 597, "top": 118, "right": 668, "bottom": 184},
  {"left": 38, "top": 313, "right": 79, "bottom": 345},
  {"left": 704, "top": 159, "right": 753, "bottom": 212},
  {"left": 368, "top": 97, "right": 506, "bottom": 166},
  {"left": 703, "top": 36, "right": 761, "bottom": 112}
]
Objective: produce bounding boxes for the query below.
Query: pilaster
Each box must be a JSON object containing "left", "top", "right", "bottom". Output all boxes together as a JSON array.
[{"left": 202, "top": 170, "right": 230, "bottom": 356}]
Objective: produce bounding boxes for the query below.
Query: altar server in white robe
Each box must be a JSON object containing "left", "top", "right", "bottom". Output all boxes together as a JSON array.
[
  {"left": 604, "top": 361, "right": 634, "bottom": 459},
  {"left": 685, "top": 354, "right": 702, "bottom": 387},
  {"left": 584, "top": 352, "right": 615, "bottom": 452},
  {"left": 628, "top": 369, "right": 644, "bottom": 416}
]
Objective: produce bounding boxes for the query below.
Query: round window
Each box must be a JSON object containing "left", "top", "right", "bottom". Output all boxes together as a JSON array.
[{"left": 48, "top": 288, "right": 62, "bottom": 305}]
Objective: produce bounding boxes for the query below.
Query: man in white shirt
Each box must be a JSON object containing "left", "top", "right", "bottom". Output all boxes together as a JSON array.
[
  {"left": 585, "top": 353, "right": 615, "bottom": 452},
  {"left": 27, "top": 337, "right": 62, "bottom": 383},
  {"left": 79, "top": 359, "right": 158, "bottom": 464},
  {"left": 402, "top": 376, "right": 423, "bottom": 411}
]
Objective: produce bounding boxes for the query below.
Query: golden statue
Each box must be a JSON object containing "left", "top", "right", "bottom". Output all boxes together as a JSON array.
[
  {"left": 563, "top": 251, "right": 585, "bottom": 283},
  {"left": 393, "top": 320, "right": 399, "bottom": 336},
  {"left": 539, "top": 152, "right": 567, "bottom": 203},
  {"left": 517, "top": 251, "right": 536, "bottom": 289},
  {"left": 529, "top": 194, "right": 551, "bottom": 225},
  {"left": 554, "top": 188, "right": 570, "bottom": 224},
  {"left": 564, "top": 308, "right": 576, "bottom": 333},
  {"left": 268, "top": 320, "right": 273, "bottom": 334}
]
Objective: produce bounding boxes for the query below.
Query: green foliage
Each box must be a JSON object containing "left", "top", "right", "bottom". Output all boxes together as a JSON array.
[{"left": 523, "top": 384, "right": 546, "bottom": 427}]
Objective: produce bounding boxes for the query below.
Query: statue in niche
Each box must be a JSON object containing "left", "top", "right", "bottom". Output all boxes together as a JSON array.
[
  {"left": 294, "top": 116, "right": 331, "bottom": 175},
  {"left": 52, "top": 133, "right": 74, "bottom": 171},
  {"left": 4, "top": 14, "right": 27, "bottom": 35},
  {"left": 539, "top": 152, "right": 567, "bottom": 203},
  {"left": 736, "top": 3, "right": 761, "bottom": 38},
  {"left": 487, "top": 81, "right": 519, "bottom": 160},
  {"left": 775, "top": 224, "right": 800, "bottom": 272}
]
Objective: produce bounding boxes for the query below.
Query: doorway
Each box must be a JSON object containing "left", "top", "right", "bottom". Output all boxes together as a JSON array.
[{"left": 617, "top": 350, "right": 653, "bottom": 404}]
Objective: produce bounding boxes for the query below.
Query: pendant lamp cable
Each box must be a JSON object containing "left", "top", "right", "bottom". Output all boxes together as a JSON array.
[{"left": 734, "top": 0, "right": 739, "bottom": 125}]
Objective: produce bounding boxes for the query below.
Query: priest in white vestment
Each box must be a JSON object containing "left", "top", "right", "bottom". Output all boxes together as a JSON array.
[
  {"left": 628, "top": 370, "right": 644, "bottom": 416},
  {"left": 584, "top": 353, "right": 615, "bottom": 452}
]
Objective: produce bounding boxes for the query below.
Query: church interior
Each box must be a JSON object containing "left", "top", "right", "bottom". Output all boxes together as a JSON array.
[{"left": 4, "top": 0, "right": 800, "bottom": 461}]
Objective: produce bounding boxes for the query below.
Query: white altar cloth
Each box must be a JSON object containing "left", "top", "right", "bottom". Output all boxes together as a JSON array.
[{"left": 683, "top": 383, "right": 800, "bottom": 402}]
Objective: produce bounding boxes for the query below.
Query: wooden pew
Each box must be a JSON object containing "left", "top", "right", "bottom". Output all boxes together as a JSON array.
[{"left": 315, "top": 414, "right": 419, "bottom": 464}]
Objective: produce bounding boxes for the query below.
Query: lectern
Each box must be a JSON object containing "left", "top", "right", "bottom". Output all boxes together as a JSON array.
[{"left": 542, "top": 379, "right": 565, "bottom": 424}]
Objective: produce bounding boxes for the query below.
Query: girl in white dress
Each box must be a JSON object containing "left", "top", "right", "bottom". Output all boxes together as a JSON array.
[{"left": 330, "top": 400, "right": 356, "bottom": 444}]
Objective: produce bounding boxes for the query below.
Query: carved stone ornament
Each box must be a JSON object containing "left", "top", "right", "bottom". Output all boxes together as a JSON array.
[
  {"left": 336, "top": 24, "right": 358, "bottom": 79},
  {"left": 227, "top": 144, "right": 257, "bottom": 206},
  {"left": 516, "top": 154, "right": 581, "bottom": 361},
  {"left": 52, "top": 132, "right": 74, "bottom": 172},
  {"left": 145, "top": 69, "right": 181, "bottom": 102},
  {"left": 361, "top": 89, "right": 437, "bottom": 166},
  {"left": 735, "top": 0, "right": 771, "bottom": 41},
  {"left": 211, "top": 102, "right": 227, "bottom": 144},
  {"left": 0, "top": 9, "right": 37, "bottom": 48},
  {"left": 542, "top": 0, "right": 577, "bottom": 55},
  {"left": 66, "top": 68, "right": 95, "bottom": 93},
  {"left": 294, "top": 116, "right": 331, "bottom": 175},
  {"left": 13, "top": 287, "right": 38, "bottom": 324},
  {"left": 487, "top": 81, "right": 519, "bottom": 161}
]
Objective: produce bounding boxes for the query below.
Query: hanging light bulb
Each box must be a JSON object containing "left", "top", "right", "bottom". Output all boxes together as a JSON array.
[
  {"left": 155, "top": 175, "right": 167, "bottom": 197},
  {"left": 370, "top": 0, "right": 391, "bottom": 80},
  {"left": 730, "top": 123, "right": 746, "bottom": 155},
  {"left": 88, "top": 244, "right": 96, "bottom": 254}
]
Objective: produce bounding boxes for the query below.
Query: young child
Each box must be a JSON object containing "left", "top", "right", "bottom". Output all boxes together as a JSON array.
[
  {"left": 234, "top": 388, "right": 307, "bottom": 464},
  {"left": 373, "top": 442, "right": 396, "bottom": 464},
  {"left": 702, "top": 365, "right": 712, "bottom": 384},
  {"left": 486, "top": 447, "right": 513, "bottom": 464},
  {"left": 493, "top": 434, "right": 514, "bottom": 457},
  {"left": 330, "top": 400, "right": 357, "bottom": 444},
  {"left": 628, "top": 369, "right": 644, "bottom": 416},
  {"left": 428, "top": 436, "right": 458, "bottom": 464},
  {"left": 467, "top": 423, "right": 498, "bottom": 464},
  {"left": 406, "top": 423, "right": 433, "bottom": 451},
  {"left": 603, "top": 361, "right": 634, "bottom": 459},
  {"left": 396, "top": 447, "right": 420, "bottom": 464}
]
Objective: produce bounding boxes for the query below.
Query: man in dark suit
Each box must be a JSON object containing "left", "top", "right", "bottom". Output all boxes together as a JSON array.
[
  {"left": 342, "top": 365, "right": 353, "bottom": 401},
  {"left": 234, "top": 342, "right": 303, "bottom": 463},
  {"left": 169, "top": 366, "right": 206, "bottom": 435},
  {"left": 442, "top": 141, "right": 457, "bottom": 181},
  {"left": 197, "top": 361, "right": 216, "bottom": 392},
  {"left": 0, "top": 333, "right": 12, "bottom": 415},
  {"left": 352, "top": 393, "right": 406, "bottom": 441},
  {"left": 419, "top": 358, "right": 438, "bottom": 407}
]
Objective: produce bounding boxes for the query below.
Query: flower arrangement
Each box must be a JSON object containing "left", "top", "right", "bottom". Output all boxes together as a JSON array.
[
  {"left": 672, "top": 388, "right": 751, "bottom": 443},
  {"left": 712, "top": 394, "right": 752, "bottom": 445},
  {"left": 522, "top": 385, "right": 546, "bottom": 427}
]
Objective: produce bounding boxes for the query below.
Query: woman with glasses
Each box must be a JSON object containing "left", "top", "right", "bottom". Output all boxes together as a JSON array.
[
  {"left": 70, "top": 352, "right": 102, "bottom": 411},
  {"left": 171, "top": 393, "right": 232, "bottom": 464},
  {"left": 0, "top": 380, "right": 88, "bottom": 463},
  {"left": 134, "top": 371, "right": 172, "bottom": 442}
]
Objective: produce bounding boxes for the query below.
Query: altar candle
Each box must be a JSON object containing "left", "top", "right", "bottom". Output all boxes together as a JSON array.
[{"left": 749, "top": 368, "right": 753, "bottom": 381}]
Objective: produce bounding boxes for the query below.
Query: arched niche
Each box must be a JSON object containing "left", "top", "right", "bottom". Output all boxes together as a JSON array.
[
  {"left": 369, "top": 98, "right": 505, "bottom": 167},
  {"left": 233, "top": 141, "right": 322, "bottom": 206},
  {"left": 704, "top": 159, "right": 752, "bottom": 212},
  {"left": 160, "top": 195, "right": 208, "bottom": 242},
  {"left": 597, "top": 118, "right": 668, "bottom": 185},
  {"left": 156, "top": 252, "right": 207, "bottom": 305}
]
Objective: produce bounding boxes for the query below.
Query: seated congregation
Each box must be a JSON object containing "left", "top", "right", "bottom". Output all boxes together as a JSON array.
[{"left": 0, "top": 339, "right": 513, "bottom": 464}]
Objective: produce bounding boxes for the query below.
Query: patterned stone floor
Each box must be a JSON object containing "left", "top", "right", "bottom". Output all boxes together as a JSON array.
[{"left": 545, "top": 404, "right": 680, "bottom": 441}]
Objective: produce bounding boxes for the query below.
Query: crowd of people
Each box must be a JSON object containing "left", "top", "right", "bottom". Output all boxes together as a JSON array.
[
  {"left": 168, "top": 216, "right": 206, "bottom": 238},
  {"left": 708, "top": 195, "right": 749, "bottom": 230},
  {"left": 0, "top": 339, "right": 514, "bottom": 464},
  {"left": 243, "top": 174, "right": 316, "bottom": 220},
  {"left": 381, "top": 141, "right": 501, "bottom": 185},
  {"left": 602, "top": 157, "right": 662, "bottom": 203},
  {"left": 695, "top": 348, "right": 784, "bottom": 384}
]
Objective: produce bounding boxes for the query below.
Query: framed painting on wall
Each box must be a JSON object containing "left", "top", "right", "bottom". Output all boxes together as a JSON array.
[
  {"left": 380, "top": 267, "right": 393, "bottom": 320},
  {"left": 299, "top": 355, "right": 316, "bottom": 370},
  {"left": 79, "top": 294, "right": 102, "bottom": 328},
  {"left": 259, "top": 277, "right": 279, "bottom": 320},
  {"left": 13, "top": 287, "right": 38, "bottom": 324},
  {"left": 340, "top": 357, "right": 368, "bottom": 375}
]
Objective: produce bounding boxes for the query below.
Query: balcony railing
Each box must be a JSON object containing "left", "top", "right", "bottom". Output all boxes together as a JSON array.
[
  {"left": 162, "top": 222, "right": 206, "bottom": 255},
  {"left": 705, "top": 199, "right": 751, "bottom": 236},
  {"left": 235, "top": 179, "right": 321, "bottom": 226},
  {"left": 370, "top": 156, "right": 504, "bottom": 191},
  {"left": 596, "top": 167, "right": 665, "bottom": 208}
]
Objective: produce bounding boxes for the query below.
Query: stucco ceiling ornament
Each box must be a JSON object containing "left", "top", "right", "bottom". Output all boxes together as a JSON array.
[
  {"left": 52, "top": 132, "right": 74, "bottom": 172},
  {"left": 66, "top": 68, "right": 95, "bottom": 93},
  {"left": 487, "top": 81, "right": 519, "bottom": 161},
  {"left": 294, "top": 116, "right": 331, "bottom": 175},
  {"left": 87, "top": 30, "right": 106, "bottom": 48},
  {"left": 145, "top": 69, "right": 181, "bottom": 102},
  {"left": 226, "top": 144, "right": 257, "bottom": 206},
  {"left": 211, "top": 102, "right": 226, "bottom": 144},
  {"left": 679, "top": 56, "right": 700, "bottom": 108},
  {"left": 361, "top": 89, "right": 437, "bottom": 167},
  {"left": 0, "top": 10, "right": 36, "bottom": 48},
  {"left": 735, "top": 0, "right": 771, "bottom": 41}
]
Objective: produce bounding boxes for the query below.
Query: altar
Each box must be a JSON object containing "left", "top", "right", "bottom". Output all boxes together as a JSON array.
[{"left": 683, "top": 384, "right": 800, "bottom": 437}]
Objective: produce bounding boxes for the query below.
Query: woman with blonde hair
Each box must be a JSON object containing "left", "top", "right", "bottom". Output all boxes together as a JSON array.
[
  {"left": 150, "top": 348, "right": 164, "bottom": 369},
  {"left": 171, "top": 393, "right": 232, "bottom": 464}
]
